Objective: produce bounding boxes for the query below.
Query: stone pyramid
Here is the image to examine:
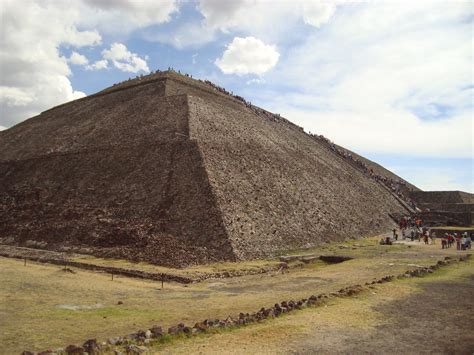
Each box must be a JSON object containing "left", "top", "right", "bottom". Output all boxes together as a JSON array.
[{"left": 0, "top": 71, "right": 413, "bottom": 267}]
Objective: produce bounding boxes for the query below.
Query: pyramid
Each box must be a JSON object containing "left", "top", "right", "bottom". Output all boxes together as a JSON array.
[{"left": 0, "top": 71, "right": 415, "bottom": 267}]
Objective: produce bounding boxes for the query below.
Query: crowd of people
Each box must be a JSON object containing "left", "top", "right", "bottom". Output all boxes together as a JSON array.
[
  {"left": 382, "top": 219, "right": 433, "bottom": 245},
  {"left": 195, "top": 70, "right": 421, "bottom": 211},
  {"left": 440, "top": 232, "right": 471, "bottom": 250},
  {"left": 200, "top": 68, "right": 419, "bottom": 210},
  {"left": 111, "top": 68, "right": 441, "bottom": 213},
  {"left": 400, "top": 217, "right": 435, "bottom": 245},
  {"left": 310, "top": 135, "right": 417, "bottom": 209},
  {"left": 382, "top": 215, "right": 473, "bottom": 250},
  {"left": 399, "top": 216, "right": 423, "bottom": 229},
  {"left": 200, "top": 76, "right": 298, "bottom": 129}
]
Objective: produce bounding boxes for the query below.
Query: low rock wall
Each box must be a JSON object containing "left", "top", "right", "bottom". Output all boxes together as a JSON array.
[
  {"left": 23, "top": 254, "right": 471, "bottom": 355},
  {"left": 0, "top": 245, "right": 288, "bottom": 284}
]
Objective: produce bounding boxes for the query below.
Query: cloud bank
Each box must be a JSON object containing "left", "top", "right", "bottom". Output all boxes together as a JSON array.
[
  {"left": 259, "top": 2, "right": 472, "bottom": 159},
  {"left": 0, "top": 0, "right": 174, "bottom": 127},
  {"left": 102, "top": 43, "right": 150, "bottom": 73},
  {"left": 215, "top": 37, "right": 280, "bottom": 76}
]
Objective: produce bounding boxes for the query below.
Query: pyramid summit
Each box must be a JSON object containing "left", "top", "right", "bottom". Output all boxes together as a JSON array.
[{"left": 0, "top": 70, "right": 416, "bottom": 267}]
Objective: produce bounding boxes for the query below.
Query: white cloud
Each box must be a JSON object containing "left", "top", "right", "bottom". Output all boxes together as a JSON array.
[
  {"left": 193, "top": 0, "right": 338, "bottom": 46},
  {"left": 0, "top": 125, "right": 7, "bottom": 131},
  {"left": 102, "top": 43, "right": 149, "bottom": 73},
  {"left": 259, "top": 2, "right": 472, "bottom": 159},
  {"left": 215, "top": 37, "right": 279, "bottom": 76},
  {"left": 80, "top": 0, "right": 179, "bottom": 34},
  {"left": 0, "top": 87, "right": 35, "bottom": 108},
  {"left": 302, "top": 0, "right": 337, "bottom": 28},
  {"left": 0, "top": 0, "right": 93, "bottom": 127},
  {"left": 0, "top": 0, "right": 180, "bottom": 128},
  {"left": 69, "top": 52, "right": 89, "bottom": 66},
  {"left": 393, "top": 165, "right": 473, "bottom": 193},
  {"left": 198, "top": 0, "right": 253, "bottom": 31},
  {"left": 246, "top": 78, "right": 266, "bottom": 85},
  {"left": 147, "top": 21, "right": 216, "bottom": 49},
  {"left": 86, "top": 59, "right": 108, "bottom": 71},
  {"left": 280, "top": 108, "right": 472, "bottom": 158},
  {"left": 64, "top": 28, "right": 102, "bottom": 47},
  {"left": 152, "top": 0, "right": 339, "bottom": 49}
]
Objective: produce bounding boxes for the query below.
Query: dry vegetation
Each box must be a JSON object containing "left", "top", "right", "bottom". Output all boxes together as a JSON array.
[
  {"left": 156, "top": 257, "right": 474, "bottom": 354},
  {"left": 1, "top": 235, "right": 472, "bottom": 353}
]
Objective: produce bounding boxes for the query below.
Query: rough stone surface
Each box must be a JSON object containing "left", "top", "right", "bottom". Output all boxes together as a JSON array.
[
  {"left": 124, "top": 344, "right": 147, "bottom": 354},
  {"left": 64, "top": 344, "right": 84, "bottom": 354},
  {"left": 82, "top": 339, "right": 100, "bottom": 354},
  {"left": 409, "top": 191, "right": 474, "bottom": 226},
  {"left": 149, "top": 326, "right": 163, "bottom": 338},
  {"left": 0, "top": 71, "right": 411, "bottom": 267}
]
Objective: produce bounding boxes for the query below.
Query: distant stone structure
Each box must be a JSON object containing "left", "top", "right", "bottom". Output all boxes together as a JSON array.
[
  {"left": 0, "top": 71, "right": 416, "bottom": 267},
  {"left": 409, "top": 191, "right": 474, "bottom": 227}
]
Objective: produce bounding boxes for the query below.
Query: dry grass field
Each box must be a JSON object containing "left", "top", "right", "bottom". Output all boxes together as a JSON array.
[
  {"left": 157, "top": 257, "right": 474, "bottom": 354},
  {"left": 1, "top": 235, "right": 471, "bottom": 353}
]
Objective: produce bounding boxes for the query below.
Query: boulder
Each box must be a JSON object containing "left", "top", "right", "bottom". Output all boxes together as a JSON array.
[
  {"left": 124, "top": 333, "right": 138, "bottom": 340},
  {"left": 124, "top": 344, "right": 147, "bottom": 354},
  {"left": 107, "top": 337, "right": 123, "bottom": 346},
  {"left": 136, "top": 330, "right": 147, "bottom": 338},
  {"left": 82, "top": 339, "right": 100, "bottom": 354},
  {"left": 65, "top": 345, "right": 84, "bottom": 355},
  {"left": 150, "top": 326, "right": 163, "bottom": 338},
  {"left": 193, "top": 322, "right": 208, "bottom": 332},
  {"left": 168, "top": 326, "right": 181, "bottom": 335},
  {"left": 182, "top": 326, "right": 192, "bottom": 335}
]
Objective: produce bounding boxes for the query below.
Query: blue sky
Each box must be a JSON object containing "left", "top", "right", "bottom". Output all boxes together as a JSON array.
[{"left": 1, "top": 0, "right": 472, "bottom": 192}]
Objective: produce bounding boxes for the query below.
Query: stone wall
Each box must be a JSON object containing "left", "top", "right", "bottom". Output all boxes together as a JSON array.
[
  {"left": 187, "top": 95, "right": 405, "bottom": 260},
  {"left": 0, "top": 91, "right": 236, "bottom": 267},
  {"left": 418, "top": 203, "right": 474, "bottom": 213},
  {"left": 419, "top": 211, "right": 473, "bottom": 227},
  {"left": 24, "top": 254, "right": 471, "bottom": 355},
  {"left": 410, "top": 191, "right": 473, "bottom": 227},
  {"left": 0, "top": 72, "right": 416, "bottom": 266},
  {"left": 410, "top": 191, "right": 474, "bottom": 204}
]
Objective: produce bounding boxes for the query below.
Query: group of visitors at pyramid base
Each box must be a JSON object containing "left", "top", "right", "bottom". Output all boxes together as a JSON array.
[
  {"left": 380, "top": 222, "right": 430, "bottom": 246},
  {"left": 440, "top": 232, "right": 472, "bottom": 250},
  {"left": 380, "top": 215, "right": 473, "bottom": 250}
]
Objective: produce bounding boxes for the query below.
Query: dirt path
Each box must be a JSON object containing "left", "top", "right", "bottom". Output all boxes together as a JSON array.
[
  {"left": 156, "top": 258, "right": 474, "bottom": 354},
  {"left": 293, "top": 277, "right": 474, "bottom": 354}
]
